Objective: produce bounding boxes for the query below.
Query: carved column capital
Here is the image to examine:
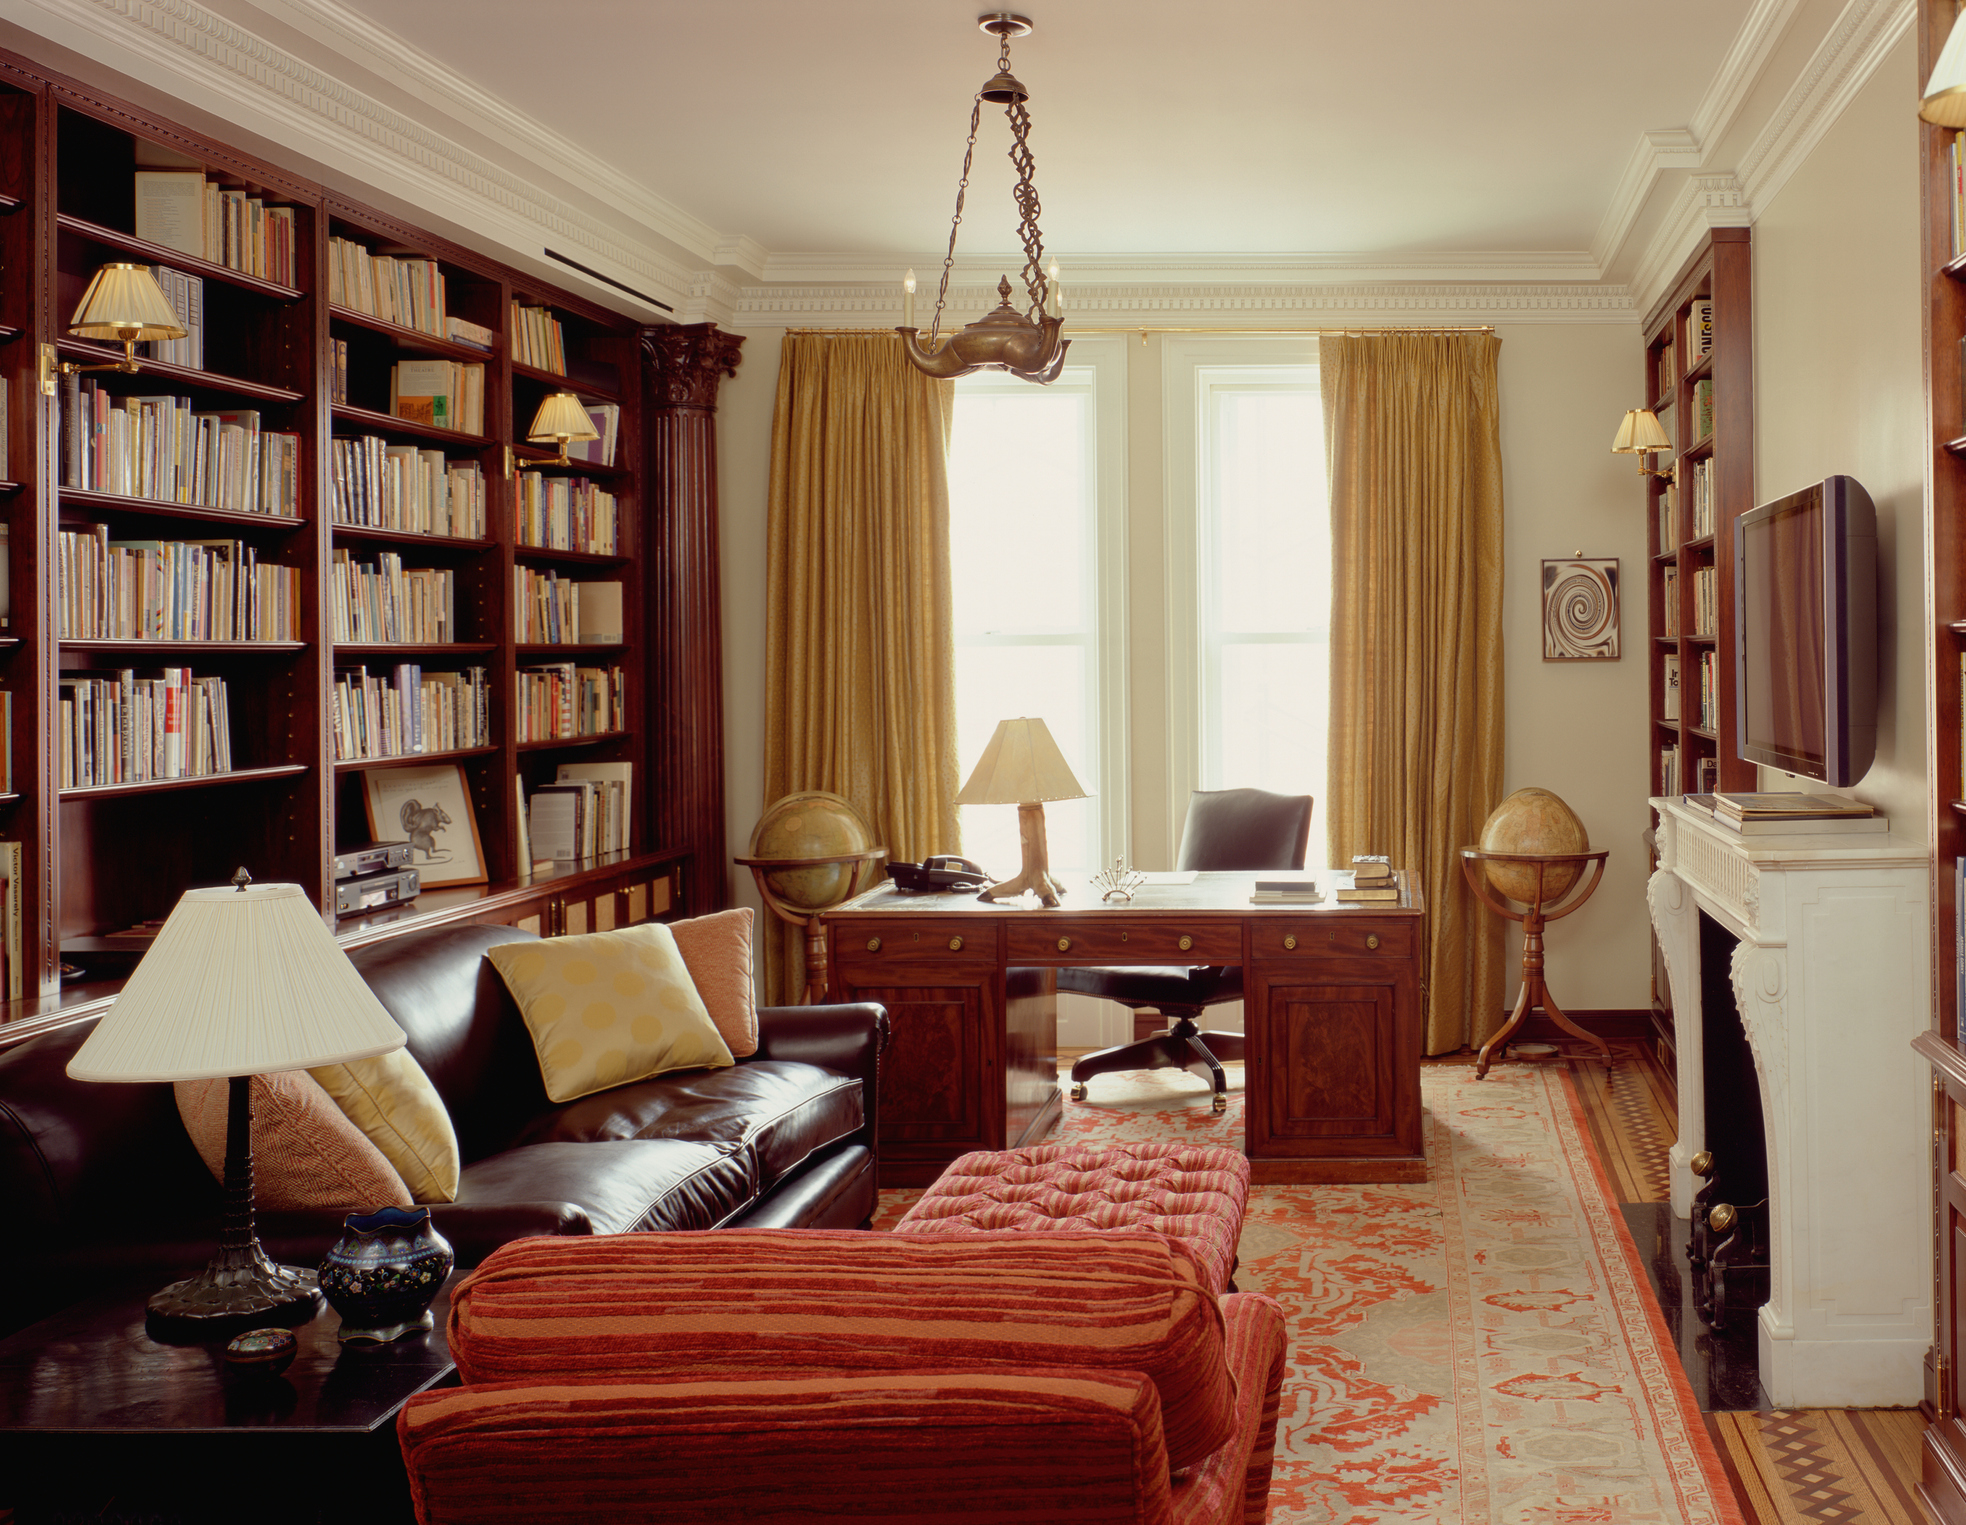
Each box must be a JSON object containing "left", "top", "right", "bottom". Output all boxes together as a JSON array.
[{"left": 641, "top": 323, "right": 745, "bottom": 411}]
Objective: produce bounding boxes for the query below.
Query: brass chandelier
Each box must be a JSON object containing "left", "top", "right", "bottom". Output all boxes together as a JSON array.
[{"left": 899, "top": 13, "right": 1068, "bottom": 385}]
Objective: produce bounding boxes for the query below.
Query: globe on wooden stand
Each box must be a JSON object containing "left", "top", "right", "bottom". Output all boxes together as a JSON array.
[
  {"left": 1460, "top": 787, "right": 1612, "bottom": 1079},
  {"left": 734, "top": 792, "right": 886, "bottom": 1004}
]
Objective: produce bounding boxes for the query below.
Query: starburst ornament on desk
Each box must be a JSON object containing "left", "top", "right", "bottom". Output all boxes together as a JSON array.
[{"left": 1092, "top": 858, "right": 1144, "bottom": 903}]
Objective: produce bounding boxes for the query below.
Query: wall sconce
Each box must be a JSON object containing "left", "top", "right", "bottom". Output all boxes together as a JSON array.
[
  {"left": 1923, "top": 9, "right": 1966, "bottom": 125},
  {"left": 61, "top": 262, "right": 187, "bottom": 375},
  {"left": 526, "top": 392, "right": 598, "bottom": 466},
  {"left": 1610, "top": 408, "right": 1674, "bottom": 482}
]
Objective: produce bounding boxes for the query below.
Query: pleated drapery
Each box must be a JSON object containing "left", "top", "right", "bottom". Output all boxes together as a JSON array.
[
  {"left": 1322, "top": 333, "right": 1507, "bottom": 1055},
  {"left": 761, "top": 334, "right": 960, "bottom": 1004}
]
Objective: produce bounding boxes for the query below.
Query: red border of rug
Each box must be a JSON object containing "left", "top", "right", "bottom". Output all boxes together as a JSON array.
[{"left": 1553, "top": 1066, "right": 1750, "bottom": 1525}]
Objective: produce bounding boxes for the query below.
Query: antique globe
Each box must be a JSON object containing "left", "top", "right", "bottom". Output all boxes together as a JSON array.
[
  {"left": 1477, "top": 787, "right": 1589, "bottom": 905},
  {"left": 745, "top": 792, "right": 877, "bottom": 914}
]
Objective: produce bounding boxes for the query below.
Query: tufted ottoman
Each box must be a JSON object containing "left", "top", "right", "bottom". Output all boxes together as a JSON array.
[{"left": 893, "top": 1141, "right": 1251, "bottom": 1295}]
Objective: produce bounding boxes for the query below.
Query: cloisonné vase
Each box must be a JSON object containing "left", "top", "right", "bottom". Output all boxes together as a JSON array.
[{"left": 318, "top": 1206, "right": 454, "bottom": 1344}]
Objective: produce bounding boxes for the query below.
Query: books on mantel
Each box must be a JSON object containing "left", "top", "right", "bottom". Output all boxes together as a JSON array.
[
  {"left": 1250, "top": 879, "right": 1320, "bottom": 904},
  {"left": 1688, "top": 792, "right": 1886, "bottom": 834}
]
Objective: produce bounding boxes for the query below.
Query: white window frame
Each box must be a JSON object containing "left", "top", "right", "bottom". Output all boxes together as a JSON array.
[
  {"left": 1160, "top": 336, "right": 1324, "bottom": 853},
  {"left": 951, "top": 333, "right": 1129, "bottom": 869}
]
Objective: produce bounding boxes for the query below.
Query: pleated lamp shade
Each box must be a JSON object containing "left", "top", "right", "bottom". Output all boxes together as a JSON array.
[
  {"left": 1610, "top": 408, "right": 1671, "bottom": 455},
  {"left": 526, "top": 391, "right": 598, "bottom": 446},
  {"left": 67, "top": 882, "right": 406, "bottom": 1082},
  {"left": 1925, "top": 10, "right": 1966, "bottom": 128},
  {"left": 955, "top": 717, "right": 1088, "bottom": 805},
  {"left": 67, "top": 262, "right": 187, "bottom": 343}
]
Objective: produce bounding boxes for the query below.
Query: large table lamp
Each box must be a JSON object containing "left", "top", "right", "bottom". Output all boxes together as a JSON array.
[
  {"left": 66, "top": 873, "right": 409, "bottom": 1329},
  {"left": 957, "top": 717, "right": 1087, "bottom": 907}
]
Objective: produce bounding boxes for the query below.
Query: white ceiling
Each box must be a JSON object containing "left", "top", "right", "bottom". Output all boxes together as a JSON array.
[{"left": 2, "top": 0, "right": 1910, "bottom": 320}]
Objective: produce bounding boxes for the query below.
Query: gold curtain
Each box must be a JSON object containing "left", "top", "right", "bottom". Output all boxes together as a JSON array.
[
  {"left": 760, "top": 334, "right": 960, "bottom": 1004},
  {"left": 1322, "top": 332, "right": 1506, "bottom": 1055}
]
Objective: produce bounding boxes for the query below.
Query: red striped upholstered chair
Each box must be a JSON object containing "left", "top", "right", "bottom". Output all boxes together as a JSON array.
[{"left": 399, "top": 1228, "right": 1287, "bottom": 1525}]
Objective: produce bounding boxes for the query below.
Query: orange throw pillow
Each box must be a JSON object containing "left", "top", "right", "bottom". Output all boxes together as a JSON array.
[
  {"left": 176, "top": 1070, "right": 411, "bottom": 1212},
  {"left": 668, "top": 907, "right": 757, "bottom": 1058}
]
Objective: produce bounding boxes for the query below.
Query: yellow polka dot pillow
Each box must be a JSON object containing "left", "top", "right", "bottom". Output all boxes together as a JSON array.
[{"left": 487, "top": 924, "right": 735, "bottom": 1104}]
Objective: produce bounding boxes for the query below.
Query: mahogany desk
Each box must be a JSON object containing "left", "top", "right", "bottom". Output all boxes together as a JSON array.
[{"left": 822, "top": 871, "right": 1426, "bottom": 1187}]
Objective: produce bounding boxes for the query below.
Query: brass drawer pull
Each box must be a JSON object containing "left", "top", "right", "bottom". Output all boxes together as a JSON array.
[
  {"left": 948, "top": 936, "right": 964, "bottom": 952},
  {"left": 1178, "top": 934, "right": 1192, "bottom": 951},
  {"left": 1366, "top": 933, "right": 1380, "bottom": 950},
  {"left": 866, "top": 936, "right": 882, "bottom": 953},
  {"left": 1283, "top": 934, "right": 1297, "bottom": 951},
  {"left": 1057, "top": 937, "right": 1072, "bottom": 952}
]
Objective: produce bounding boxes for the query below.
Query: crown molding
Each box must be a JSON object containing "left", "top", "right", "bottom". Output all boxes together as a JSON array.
[
  {"left": 7, "top": 0, "right": 699, "bottom": 319},
  {"left": 756, "top": 249, "right": 1612, "bottom": 288},
  {"left": 1626, "top": 0, "right": 1913, "bottom": 314},
  {"left": 726, "top": 280, "right": 1639, "bottom": 330}
]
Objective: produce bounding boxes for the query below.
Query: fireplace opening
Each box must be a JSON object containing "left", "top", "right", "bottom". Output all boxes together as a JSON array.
[{"left": 1692, "top": 909, "right": 1770, "bottom": 1332}]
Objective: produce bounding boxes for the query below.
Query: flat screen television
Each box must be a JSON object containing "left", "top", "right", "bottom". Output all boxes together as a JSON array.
[{"left": 1731, "top": 474, "right": 1877, "bottom": 787}]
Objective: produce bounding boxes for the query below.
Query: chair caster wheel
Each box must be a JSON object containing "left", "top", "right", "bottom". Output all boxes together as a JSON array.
[
  {"left": 1070, "top": 1084, "right": 1086, "bottom": 1102},
  {"left": 1212, "top": 1094, "right": 1227, "bottom": 1114}
]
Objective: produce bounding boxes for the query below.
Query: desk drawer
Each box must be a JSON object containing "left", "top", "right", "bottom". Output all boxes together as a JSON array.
[
  {"left": 1004, "top": 921, "right": 1241, "bottom": 965},
  {"left": 831, "top": 920, "right": 997, "bottom": 973},
  {"left": 1252, "top": 919, "right": 1414, "bottom": 959}
]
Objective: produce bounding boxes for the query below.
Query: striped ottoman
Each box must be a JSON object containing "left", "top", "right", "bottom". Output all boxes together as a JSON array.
[{"left": 895, "top": 1141, "right": 1251, "bottom": 1295}]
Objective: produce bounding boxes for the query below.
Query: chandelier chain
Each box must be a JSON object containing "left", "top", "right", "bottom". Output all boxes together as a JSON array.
[
  {"left": 1006, "top": 95, "right": 1047, "bottom": 321},
  {"left": 931, "top": 90, "right": 989, "bottom": 347}
]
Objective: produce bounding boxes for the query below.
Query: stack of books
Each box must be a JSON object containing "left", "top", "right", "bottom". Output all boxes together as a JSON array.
[
  {"left": 1336, "top": 856, "right": 1398, "bottom": 903},
  {"left": 1696, "top": 792, "right": 1884, "bottom": 835},
  {"left": 1249, "top": 878, "right": 1320, "bottom": 904}
]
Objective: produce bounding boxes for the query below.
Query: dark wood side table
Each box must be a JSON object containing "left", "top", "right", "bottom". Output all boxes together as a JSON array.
[
  {"left": 0, "top": 1283, "right": 456, "bottom": 1524},
  {"left": 823, "top": 870, "right": 1427, "bottom": 1186}
]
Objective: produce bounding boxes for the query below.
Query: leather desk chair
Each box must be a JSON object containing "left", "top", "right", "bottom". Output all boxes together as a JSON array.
[{"left": 1062, "top": 787, "right": 1314, "bottom": 1113}]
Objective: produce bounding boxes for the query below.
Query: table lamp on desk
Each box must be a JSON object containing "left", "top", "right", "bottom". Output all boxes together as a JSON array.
[
  {"left": 65, "top": 870, "right": 409, "bottom": 1331},
  {"left": 956, "top": 717, "right": 1088, "bottom": 908}
]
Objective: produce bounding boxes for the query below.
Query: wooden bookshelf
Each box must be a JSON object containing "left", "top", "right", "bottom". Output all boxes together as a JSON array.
[
  {"left": 1919, "top": 2, "right": 1966, "bottom": 1511},
  {"left": 0, "top": 45, "right": 741, "bottom": 1017},
  {"left": 1641, "top": 227, "right": 1756, "bottom": 804}
]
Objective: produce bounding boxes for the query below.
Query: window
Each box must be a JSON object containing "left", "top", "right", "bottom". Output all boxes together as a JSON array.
[
  {"left": 947, "top": 340, "right": 1124, "bottom": 875},
  {"left": 1165, "top": 342, "right": 1329, "bottom": 860}
]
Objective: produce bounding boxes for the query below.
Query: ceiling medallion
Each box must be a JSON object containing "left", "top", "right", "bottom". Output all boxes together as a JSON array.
[{"left": 899, "top": 12, "right": 1068, "bottom": 384}]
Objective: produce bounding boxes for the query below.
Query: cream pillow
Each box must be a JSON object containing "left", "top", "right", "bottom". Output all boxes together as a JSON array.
[
  {"left": 309, "top": 1049, "right": 461, "bottom": 1203},
  {"left": 488, "top": 923, "right": 735, "bottom": 1104},
  {"left": 668, "top": 907, "right": 758, "bottom": 1058}
]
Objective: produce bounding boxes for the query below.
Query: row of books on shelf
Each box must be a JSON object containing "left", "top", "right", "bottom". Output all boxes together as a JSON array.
[
  {"left": 330, "top": 552, "right": 457, "bottom": 645},
  {"left": 1949, "top": 131, "right": 1966, "bottom": 260},
  {"left": 514, "top": 569, "right": 622, "bottom": 646},
  {"left": 57, "top": 526, "right": 299, "bottom": 641},
  {"left": 58, "top": 668, "right": 233, "bottom": 787},
  {"left": 1654, "top": 340, "right": 1675, "bottom": 403},
  {"left": 1687, "top": 457, "right": 1715, "bottom": 538},
  {"left": 1658, "top": 742, "right": 1681, "bottom": 798},
  {"left": 516, "top": 662, "right": 625, "bottom": 742},
  {"left": 524, "top": 764, "right": 632, "bottom": 863},
  {"left": 1656, "top": 483, "right": 1675, "bottom": 554},
  {"left": 141, "top": 266, "right": 203, "bottom": 371},
  {"left": 512, "top": 303, "right": 567, "bottom": 375},
  {"left": 391, "top": 361, "right": 485, "bottom": 436},
  {"left": 1695, "top": 648, "right": 1719, "bottom": 730},
  {"left": 1662, "top": 565, "right": 1678, "bottom": 630},
  {"left": 516, "top": 472, "right": 618, "bottom": 554},
  {"left": 330, "top": 434, "right": 487, "bottom": 540},
  {"left": 1692, "top": 378, "right": 1714, "bottom": 443},
  {"left": 1685, "top": 299, "right": 1713, "bottom": 367},
  {"left": 1691, "top": 565, "right": 1717, "bottom": 635},
  {"left": 133, "top": 170, "right": 298, "bottom": 286},
  {"left": 61, "top": 380, "right": 300, "bottom": 516},
  {"left": 329, "top": 237, "right": 447, "bottom": 336},
  {"left": 331, "top": 664, "right": 490, "bottom": 762}
]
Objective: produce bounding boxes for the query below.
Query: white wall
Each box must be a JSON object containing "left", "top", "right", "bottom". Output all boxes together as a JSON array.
[
  {"left": 1751, "top": 31, "right": 1925, "bottom": 837},
  {"left": 715, "top": 317, "right": 1653, "bottom": 1037}
]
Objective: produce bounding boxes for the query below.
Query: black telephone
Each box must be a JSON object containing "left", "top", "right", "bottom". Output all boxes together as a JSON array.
[{"left": 886, "top": 855, "right": 993, "bottom": 893}]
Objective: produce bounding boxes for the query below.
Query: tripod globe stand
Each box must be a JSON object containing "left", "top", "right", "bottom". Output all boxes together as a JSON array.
[{"left": 1459, "top": 847, "right": 1612, "bottom": 1079}]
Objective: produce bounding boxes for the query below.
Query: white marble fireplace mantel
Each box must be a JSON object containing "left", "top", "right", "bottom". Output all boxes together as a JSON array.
[{"left": 1646, "top": 798, "right": 1930, "bottom": 1407}]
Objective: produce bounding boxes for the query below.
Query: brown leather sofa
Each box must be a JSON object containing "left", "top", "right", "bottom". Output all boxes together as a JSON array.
[{"left": 0, "top": 922, "right": 885, "bottom": 1338}]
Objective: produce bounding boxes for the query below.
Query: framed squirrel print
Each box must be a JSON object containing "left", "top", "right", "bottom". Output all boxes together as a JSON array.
[{"left": 362, "top": 763, "right": 487, "bottom": 888}]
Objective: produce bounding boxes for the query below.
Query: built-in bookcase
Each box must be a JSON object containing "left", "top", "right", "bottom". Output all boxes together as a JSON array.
[
  {"left": 0, "top": 46, "right": 729, "bottom": 1021},
  {"left": 1916, "top": 0, "right": 1966, "bottom": 1505},
  {"left": 1643, "top": 227, "right": 1755, "bottom": 806}
]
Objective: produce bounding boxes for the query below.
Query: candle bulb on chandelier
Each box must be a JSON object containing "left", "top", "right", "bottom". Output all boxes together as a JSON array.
[
  {"left": 1046, "top": 258, "right": 1062, "bottom": 318},
  {"left": 903, "top": 268, "right": 916, "bottom": 331}
]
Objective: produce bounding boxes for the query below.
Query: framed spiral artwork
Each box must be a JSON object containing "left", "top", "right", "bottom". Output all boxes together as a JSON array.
[{"left": 1541, "top": 557, "right": 1620, "bottom": 660}]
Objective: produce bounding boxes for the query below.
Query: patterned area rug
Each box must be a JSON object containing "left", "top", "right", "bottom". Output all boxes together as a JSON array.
[
  {"left": 879, "top": 1062, "right": 1745, "bottom": 1525},
  {"left": 1708, "top": 1409, "right": 1931, "bottom": 1525}
]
